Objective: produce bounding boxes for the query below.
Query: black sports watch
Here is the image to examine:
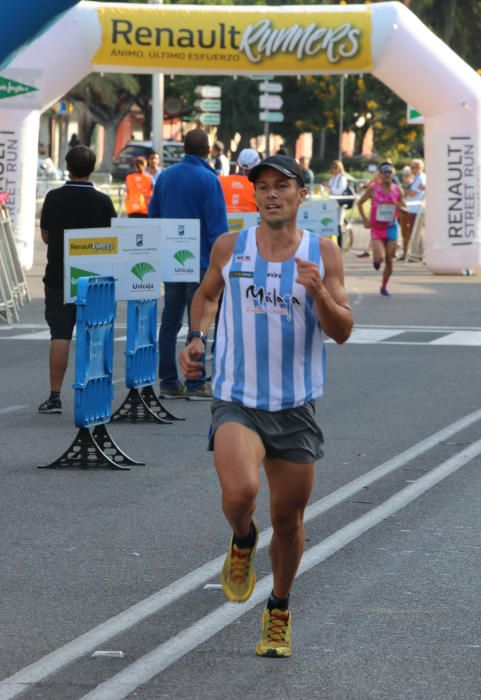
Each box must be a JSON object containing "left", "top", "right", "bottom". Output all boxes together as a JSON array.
[{"left": 186, "top": 330, "right": 206, "bottom": 344}]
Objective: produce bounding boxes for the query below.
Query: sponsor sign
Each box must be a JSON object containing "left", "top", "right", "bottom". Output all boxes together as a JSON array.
[
  {"left": 227, "top": 212, "right": 260, "bottom": 232},
  {"left": 0, "top": 129, "right": 19, "bottom": 227},
  {"left": 93, "top": 7, "right": 372, "bottom": 72},
  {"left": 440, "top": 135, "right": 480, "bottom": 247},
  {"left": 226, "top": 201, "right": 338, "bottom": 237},
  {"left": 64, "top": 219, "right": 200, "bottom": 301},
  {"left": 0, "top": 70, "right": 42, "bottom": 109},
  {"left": 299, "top": 200, "right": 338, "bottom": 237}
]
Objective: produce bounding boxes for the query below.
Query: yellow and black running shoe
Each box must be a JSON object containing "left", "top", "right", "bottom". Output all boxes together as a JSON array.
[
  {"left": 255, "top": 607, "right": 292, "bottom": 658},
  {"left": 220, "top": 522, "right": 258, "bottom": 603}
]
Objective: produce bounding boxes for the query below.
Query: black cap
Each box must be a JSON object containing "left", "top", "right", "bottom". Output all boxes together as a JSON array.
[{"left": 248, "top": 155, "right": 305, "bottom": 188}]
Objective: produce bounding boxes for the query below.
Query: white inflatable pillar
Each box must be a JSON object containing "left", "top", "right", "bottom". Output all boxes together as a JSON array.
[
  {"left": 372, "top": 2, "right": 481, "bottom": 273},
  {"left": 0, "top": 109, "right": 40, "bottom": 269}
]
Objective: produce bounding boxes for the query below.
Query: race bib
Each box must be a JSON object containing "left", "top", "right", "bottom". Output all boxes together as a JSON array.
[{"left": 376, "top": 203, "right": 396, "bottom": 223}]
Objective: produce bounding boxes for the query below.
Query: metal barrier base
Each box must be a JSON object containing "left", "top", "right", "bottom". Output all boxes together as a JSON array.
[
  {"left": 37, "top": 425, "right": 142, "bottom": 470},
  {"left": 141, "top": 385, "right": 184, "bottom": 422},
  {"left": 110, "top": 387, "right": 182, "bottom": 424}
]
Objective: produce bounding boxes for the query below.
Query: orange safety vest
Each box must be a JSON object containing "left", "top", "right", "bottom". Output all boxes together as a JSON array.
[
  {"left": 220, "top": 174, "right": 257, "bottom": 213},
  {"left": 125, "top": 172, "right": 153, "bottom": 215}
]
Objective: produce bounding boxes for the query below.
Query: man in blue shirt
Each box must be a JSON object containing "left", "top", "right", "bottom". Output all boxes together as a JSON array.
[{"left": 149, "top": 129, "right": 228, "bottom": 400}]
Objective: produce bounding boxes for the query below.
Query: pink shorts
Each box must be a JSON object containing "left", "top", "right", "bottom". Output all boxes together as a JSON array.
[{"left": 371, "top": 223, "right": 398, "bottom": 241}]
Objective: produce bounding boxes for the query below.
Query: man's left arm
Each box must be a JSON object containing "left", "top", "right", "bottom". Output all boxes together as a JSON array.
[
  {"left": 295, "top": 239, "right": 353, "bottom": 344},
  {"left": 148, "top": 176, "right": 162, "bottom": 218},
  {"left": 203, "top": 176, "right": 228, "bottom": 248}
]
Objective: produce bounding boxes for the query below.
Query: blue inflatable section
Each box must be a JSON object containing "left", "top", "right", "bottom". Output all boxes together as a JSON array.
[
  {"left": 0, "top": 0, "right": 79, "bottom": 69},
  {"left": 73, "top": 276, "right": 116, "bottom": 429}
]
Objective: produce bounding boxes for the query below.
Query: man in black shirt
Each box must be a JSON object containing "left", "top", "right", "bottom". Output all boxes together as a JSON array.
[{"left": 38, "top": 146, "right": 116, "bottom": 414}]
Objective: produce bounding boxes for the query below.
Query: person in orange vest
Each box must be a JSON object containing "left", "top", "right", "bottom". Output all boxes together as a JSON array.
[
  {"left": 124, "top": 156, "right": 153, "bottom": 217},
  {"left": 220, "top": 148, "right": 261, "bottom": 213}
]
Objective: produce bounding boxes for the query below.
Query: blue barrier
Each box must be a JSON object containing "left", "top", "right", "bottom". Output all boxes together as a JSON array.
[
  {"left": 38, "top": 277, "right": 143, "bottom": 470},
  {"left": 74, "top": 276, "right": 115, "bottom": 427},
  {"left": 111, "top": 300, "right": 183, "bottom": 424},
  {"left": 125, "top": 299, "right": 158, "bottom": 389}
]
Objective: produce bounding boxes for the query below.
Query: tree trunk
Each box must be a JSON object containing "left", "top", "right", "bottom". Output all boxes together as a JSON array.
[
  {"left": 75, "top": 102, "right": 95, "bottom": 147},
  {"left": 100, "top": 122, "right": 118, "bottom": 172}
]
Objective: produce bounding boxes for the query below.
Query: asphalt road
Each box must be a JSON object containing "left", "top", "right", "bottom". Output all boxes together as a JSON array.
[{"left": 0, "top": 229, "right": 481, "bottom": 699}]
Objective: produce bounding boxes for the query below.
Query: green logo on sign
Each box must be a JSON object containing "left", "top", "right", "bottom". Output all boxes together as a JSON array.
[
  {"left": 321, "top": 217, "right": 334, "bottom": 226},
  {"left": 0, "top": 76, "right": 38, "bottom": 100},
  {"left": 174, "top": 250, "right": 195, "bottom": 266},
  {"left": 70, "top": 267, "right": 100, "bottom": 297},
  {"left": 131, "top": 261, "right": 155, "bottom": 281}
]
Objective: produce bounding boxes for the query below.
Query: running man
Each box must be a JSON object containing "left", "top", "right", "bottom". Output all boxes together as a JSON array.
[
  {"left": 179, "top": 155, "right": 353, "bottom": 657},
  {"left": 357, "top": 162, "right": 406, "bottom": 296}
]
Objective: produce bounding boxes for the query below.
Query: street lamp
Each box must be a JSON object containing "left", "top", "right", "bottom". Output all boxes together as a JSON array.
[{"left": 149, "top": 0, "right": 164, "bottom": 166}]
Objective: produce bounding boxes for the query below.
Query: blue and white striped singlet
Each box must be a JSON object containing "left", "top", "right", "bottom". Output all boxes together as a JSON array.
[{"left": 213, "top": 227, "right": 326, "bottom": 411}]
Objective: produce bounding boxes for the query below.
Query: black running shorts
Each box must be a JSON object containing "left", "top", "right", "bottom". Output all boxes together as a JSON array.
[
  {"left": 209, "top": 398, "right": 324, "bottom": 464},
  {"left": 44, "top": 285, "right": 77, "bottom": 340}
]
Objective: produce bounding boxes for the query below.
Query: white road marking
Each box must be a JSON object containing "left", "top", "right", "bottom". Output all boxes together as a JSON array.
[
  {"left": 79, "top": 438, "right": 481, "bottom": 700},
  {"left": 5, "top": 330, "right": 51, "bottom": 340},
  {"left": 1, "top": 407, "right": 481, "bottom": 699},
  {"left": 0, "top": 405, "right": 28, "bottom": 416},
  {"left": 2, "top": 324, "right": 481, "bottom": 346},
  {"left": 347, "top": 328, "right": 403, "bottom": 343},
  {"left": 430, "top": 331, "right": 481, "bottom": 346}
]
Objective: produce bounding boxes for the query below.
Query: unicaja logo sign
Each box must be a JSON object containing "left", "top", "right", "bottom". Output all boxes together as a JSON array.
[
  {"left": 174, "top": 249, "right": 195, "bottom": 266},
  {"left": 131, "top": 261, "right": 155, "bottom": 281}
]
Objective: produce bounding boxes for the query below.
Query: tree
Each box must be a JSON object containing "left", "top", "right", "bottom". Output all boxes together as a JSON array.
[{"left": 67, "top": 73, "right": 140, "bottom": 170}]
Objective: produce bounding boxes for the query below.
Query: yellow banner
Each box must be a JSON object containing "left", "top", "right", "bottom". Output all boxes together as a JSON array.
[
  {"left": 93, "top": 7, "right": 372, "bottom": 72},
  {"left": 69, "top": 238, "right": 118, "bottom": 256}
]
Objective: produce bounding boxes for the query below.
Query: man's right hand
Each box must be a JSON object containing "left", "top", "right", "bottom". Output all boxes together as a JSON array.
[{"left": 179, "top": 339, "right": 205, "bottom": 379}]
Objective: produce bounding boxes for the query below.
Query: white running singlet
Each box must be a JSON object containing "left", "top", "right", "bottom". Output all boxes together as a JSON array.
[{"left": 213, "top": 227, "right": 326, "bottom": 411}]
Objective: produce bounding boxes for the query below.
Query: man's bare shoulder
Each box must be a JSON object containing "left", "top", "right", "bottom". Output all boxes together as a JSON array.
[
  {"left": 318, "top": 237, "right": 342, "bottom": 271},
  {"left": 211, "top": 231, "right": 240, "bottom": 263}
]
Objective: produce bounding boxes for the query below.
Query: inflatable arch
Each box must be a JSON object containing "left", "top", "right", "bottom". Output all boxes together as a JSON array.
[{"left": 1, "top": 1, "right": 480, "bottom": 273}]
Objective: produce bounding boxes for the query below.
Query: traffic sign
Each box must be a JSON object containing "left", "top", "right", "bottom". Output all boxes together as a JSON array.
[
  {"left": 259, "top": 111, "right": 284, "bottom": 123},
  {"left": 197, "top": 112, "right": 221, "bottom": 126},
  {"left": 194, "top": 99, "right": 221, "bottom": 112},
  {"left": 259, "top": 94, "right": 283, "bottom": 110},
  {"left": 195, "top": 85, "right": 221, "bottom": 99},
  {"left": 259, "top": 82, "right": 283, "bottom": 93},
  {"left": 407, "top": 105, "right": 424, "bottom": 125},
  {"left": 165, "top": 96, "right": 182, "bottom": 117}
]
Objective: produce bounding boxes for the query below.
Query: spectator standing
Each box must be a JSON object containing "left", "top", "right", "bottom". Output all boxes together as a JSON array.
[
  {"left": 327, "top": 160, "right": 348, "bottom": 248},
  {"left": 124, "top": 157, "right": 152, "bottom": 218},
  {"left": 147, "top": 151, "right": 162, "bottom": 185},
  {"left": 398, "top": 165, "right": 414, "bottom": 260},
  {"left": 403, "top": 158, "right": 426, "bottom": 236},
  {"left": 68, "top": 133, "right": 80, "bottom": 148},
  {"left": 179, "top": 154, "right": 353, "bottom": 657},
  {"left": 149, "top": 128, "right": 228, "bottom": 400},
  {"left": 38, "top": 146, "right": 116, "bottom": 414},
  {"left": 219, "top": 148, "right": 261, "bottom": 213},
  {"left": 299, "top": 156, "right": 314, "bottom": 194},
  {"left": 211, "top": 141, "right": 230, "bottom": 176}
]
